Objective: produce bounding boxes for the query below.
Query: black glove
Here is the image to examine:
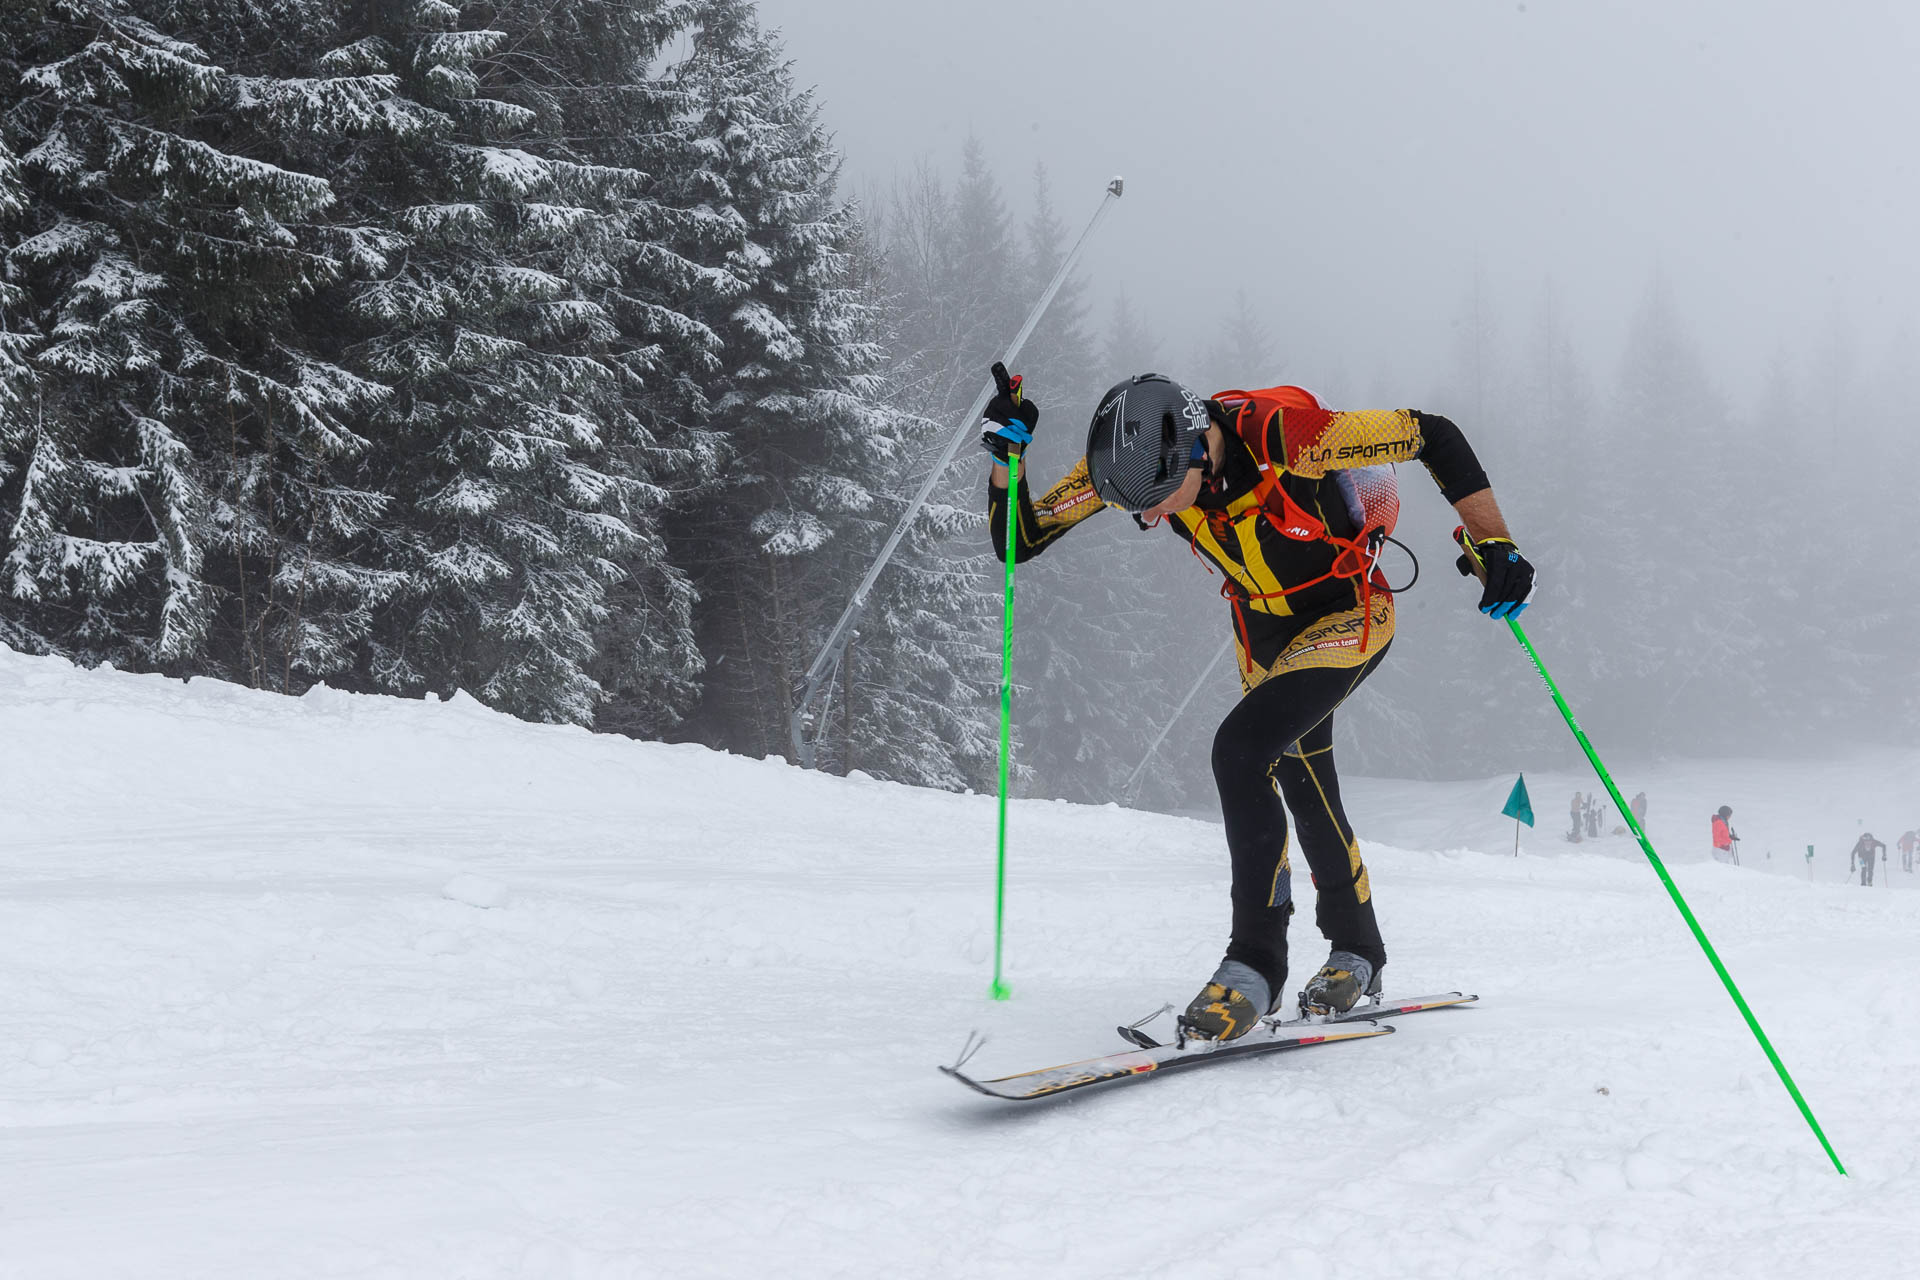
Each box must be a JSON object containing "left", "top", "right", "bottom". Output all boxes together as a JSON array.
[
  {"left": 979, "top": 361, "right": 1039, "bottom": 462},
  {"left": 1454, "top": 533, "right": 1536, "bottom": 620}
]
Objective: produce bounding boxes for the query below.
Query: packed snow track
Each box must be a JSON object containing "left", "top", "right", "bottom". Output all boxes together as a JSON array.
[{"left": 1, "top": 651, "right": 1915, "bottom": 1278}]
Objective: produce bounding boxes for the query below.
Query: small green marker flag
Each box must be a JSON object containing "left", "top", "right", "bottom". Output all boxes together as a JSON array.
[{"left": 1501, "top": 774, "right": 1535, "bottom": 827}]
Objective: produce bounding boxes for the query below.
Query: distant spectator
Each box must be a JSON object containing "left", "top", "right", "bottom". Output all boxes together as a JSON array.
[
  {"left": 1710, "top": 806, "right": 1738, "bottom": 865},
  {"left": 1852, "top": 833, "right": 1886, "bottom": 887},
  {"left": 1568, "top": 791, "right": 1584, "bottom": 843},
  {"left": 1629, "top": 791, "right": 1648, "bottom": 830},
  {"left": 1899, "top": 830, "right": 1916, "bottom": 874}
]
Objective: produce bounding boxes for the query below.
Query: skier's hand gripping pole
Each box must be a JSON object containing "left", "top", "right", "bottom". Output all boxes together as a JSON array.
[
  {"left": 1454, "top": 527, "right": 1846, "bottom": 1175},
  {"left": 981, "top": 361, "right": 1038, "bottom": 464}
]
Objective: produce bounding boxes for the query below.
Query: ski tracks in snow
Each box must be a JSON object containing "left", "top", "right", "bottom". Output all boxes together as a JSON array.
[{"left": 1, "top": 650, "right": 1917, "bottom": 1277}]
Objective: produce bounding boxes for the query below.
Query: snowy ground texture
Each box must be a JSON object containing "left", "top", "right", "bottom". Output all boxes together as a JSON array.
[{"left": 3, "top": 650, "right": 1918, "bottom": 1279}]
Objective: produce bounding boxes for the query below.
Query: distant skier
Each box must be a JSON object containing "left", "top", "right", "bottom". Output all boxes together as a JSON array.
[
  {"left": 1629, "top": 791, "right": 1648, "bottom": 830},
  {"left": 1585, "top": 794, "right": 1603, "bottom": 839},
  {"left": 1898, "top": 829, "right": 1916, "bottom": 874},
  {"left": 983, "top": 367, "right": 1535, "bottom": 1038},
  {"left": 1569, "top": 791, "right": 1584, "bottom": 843},
  {"left": 1711, "top": 806, "right": 1739, "bottom": 864},
  {"left": 1851, "top": 833, "right": 1886, "bottom": 887}
]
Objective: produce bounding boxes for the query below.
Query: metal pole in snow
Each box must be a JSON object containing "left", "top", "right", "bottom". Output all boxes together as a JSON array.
[
  {"left": 1123, "top": 637, "right": 1235, "bottom": 804},
  {"left": 789, "top": 178, "right": 1126, "bottom": 768}
]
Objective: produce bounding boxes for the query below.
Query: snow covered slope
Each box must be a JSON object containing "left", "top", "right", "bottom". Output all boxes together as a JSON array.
[{"left": 2, "top": 649, "right": 1916, "bottom": 1278}]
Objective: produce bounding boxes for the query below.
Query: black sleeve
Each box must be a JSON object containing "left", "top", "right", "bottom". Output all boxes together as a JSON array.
[
  {"left": 988, "top": 476, "right": 1034, "bottom": 564},
  {"left": 986, "top": 456, "right": 1105, "bottom": 563},
  {"left": 1411, "top": 411, "right": 1492, "bottom": 504},
  {"left": 988, "top": 475, "right": 1065, "bottom": 564}
]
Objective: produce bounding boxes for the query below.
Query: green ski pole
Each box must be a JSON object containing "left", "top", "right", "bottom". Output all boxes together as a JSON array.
[
  {"left": 1457, "top": 529, "right": 1846, "bottom": 1176},
  {"left": 990, "top": 450, "right": 1021, "bottom": 1001}
]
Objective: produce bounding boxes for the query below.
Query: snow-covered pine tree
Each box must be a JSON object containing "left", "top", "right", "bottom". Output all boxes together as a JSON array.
[
  {"left": 1586, "top": 275, "right": 1745, "bottom": 747},
  {"left": 994, "top": 164, "right": 1187, "bottom": 805},
  {"left": 0, "top": 117, "right": 37, "bottom": 656},
  {"left": 825, "top": 214, "right": 996, "bottom": 788},
  {"left": 428, "top": 0, "right": 711, "bottom": 738},
  {"left": 1331, "top": 271, "right": 1551, "bottom": 779},
  {"left": 338, "top": 0, "right": 667, "bottom": 724},
  {"left": 140, "top": 0, "right": 441, "bottom": 692},
  {"left": 0, "top": 0, "right": 367, "bottom": 676},
  {"left": 1086, "top": 285, "right": 1235, "bottom": 810},
  {"left": 1483, "top": 278, "right": 1594, "bottom": 762},
  {"left": 658, "top": 0, "right": 992, "bottom": 781},
  {"left": 876, "top": 160, "right": 957, "bottom": 425},
  {"left": 1191, "top": 289, "right": 1278, "bottom": 396},
  {"left": 878, "top": 141, "right": 1030, "bottom": 427}
]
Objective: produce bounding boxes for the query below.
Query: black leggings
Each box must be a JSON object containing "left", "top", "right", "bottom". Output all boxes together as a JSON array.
[{"left": 1210, "top": 647, "right": 1389, "bottom": 998}]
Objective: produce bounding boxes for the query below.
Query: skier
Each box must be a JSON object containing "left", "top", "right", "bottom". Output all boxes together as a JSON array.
[
  {"left": 1629, "top": 791, "right": 1648, "bottom": 830},
  {"left": 1568, "top": 791, "right": 1584, "bottom": 843},
  {"left": 1851, "top": 833, "right": 1886, "bottom": 887},
  {"left": 982, "top": 368, "right": 1535, "bottom": 1040},
  {"left": 1898, "top": 829, "right": 1916, "bottom": 874},
  {"left": 1710, "top": 805, "right": 1738, "bottom": 864}
]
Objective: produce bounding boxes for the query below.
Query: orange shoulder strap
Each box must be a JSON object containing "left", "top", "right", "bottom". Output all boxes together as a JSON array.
[{"left": 1210, "top": 386, "right": 1329, "bottom": 542}]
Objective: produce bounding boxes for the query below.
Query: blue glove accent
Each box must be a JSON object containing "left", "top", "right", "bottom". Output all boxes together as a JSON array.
[
  {"left": 986, "top": 419, "right": 1033, "bottom": 449},
  {"left": 1476, "top": 543, "right": 1535, "bottom": 620}
]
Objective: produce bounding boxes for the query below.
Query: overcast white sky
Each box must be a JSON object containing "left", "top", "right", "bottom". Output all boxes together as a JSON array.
[{"left": 753, "top": 0, "right": 1920, "bottom": 403}]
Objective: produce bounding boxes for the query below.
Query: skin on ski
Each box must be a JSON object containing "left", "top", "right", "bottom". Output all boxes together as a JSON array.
[
  {"left": 1118, "top": 991, "right": 1478, "bottom": 1050},
  {"left": 943, "top": 1021, "right": 1394, "bottom": 1102}
]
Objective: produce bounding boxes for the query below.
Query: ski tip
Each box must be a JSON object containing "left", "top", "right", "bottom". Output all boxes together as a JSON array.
[{"left": 938, "top": 1064, "right": 1001, "bottom": 1099}]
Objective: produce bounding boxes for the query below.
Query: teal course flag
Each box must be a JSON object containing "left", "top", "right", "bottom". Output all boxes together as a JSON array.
[{"left": 1502, "top": 774, "right": 1535, "bottom": 827}]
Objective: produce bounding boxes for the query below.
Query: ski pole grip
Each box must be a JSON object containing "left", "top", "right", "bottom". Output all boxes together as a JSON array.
[
  {"left": 991, "top": 361, "right": 1013, "bottom": 400},
  {"left": 1453, "top": 525, "right": 1488, "bottom": 585}
]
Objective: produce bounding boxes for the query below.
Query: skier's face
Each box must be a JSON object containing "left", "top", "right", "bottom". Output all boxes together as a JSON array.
[{"left": 1141, "top": 466, "right": 1205, "bottom": 521}]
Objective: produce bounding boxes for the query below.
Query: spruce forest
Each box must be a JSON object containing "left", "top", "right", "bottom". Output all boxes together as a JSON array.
[{"left": 3, "top": 0, "right": 1914, "bottom": 810}]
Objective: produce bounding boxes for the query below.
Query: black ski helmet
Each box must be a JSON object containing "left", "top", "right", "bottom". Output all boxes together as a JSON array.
[{"left": 1084, "top": 374, "right": 1212, "bottom": 511}]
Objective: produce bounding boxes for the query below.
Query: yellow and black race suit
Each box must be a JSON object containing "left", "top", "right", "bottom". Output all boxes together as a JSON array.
[
  {"left": 986, "top": 397, "right": 1492, "bottom": 997},
  {"left": 990, "top": 399, "right": 1490, "bottom": 689}
]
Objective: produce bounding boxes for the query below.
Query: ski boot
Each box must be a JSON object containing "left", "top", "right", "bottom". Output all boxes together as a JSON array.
[
  {"left": 1299, "top": 950, "right": 1383, "bottom": 1018},
  {"left": 1177, "top": 961, "right": 1277, "bottom": 1045}
]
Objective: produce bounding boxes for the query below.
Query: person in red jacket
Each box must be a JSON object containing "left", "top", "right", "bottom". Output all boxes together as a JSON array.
[{"left": 1710, "top": 806, "right": 1738, "bottom": 864}]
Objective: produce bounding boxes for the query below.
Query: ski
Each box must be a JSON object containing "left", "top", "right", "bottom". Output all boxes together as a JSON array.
[
  {"left": 942, "top": 1020, "right": 1393, "bottom": 1102},
  {"left": 1116, "top": 991, "right": 1478, "bottom": 1050}
]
